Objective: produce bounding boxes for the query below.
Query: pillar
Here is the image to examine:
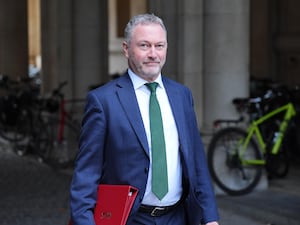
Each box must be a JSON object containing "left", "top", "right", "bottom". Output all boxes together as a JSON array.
[
  {"left": 203, "top": 0, "right": 250, "bottom": 129},
  {"left": 41, "top": 0, "right": 108, "bottom": 99},
  {"left": 149, "top": 0, "right": 205, "bottom": 127},
  {"left": 41, "top": 0, "right": 73, "bottom": 95},
  {"left": 72, "top": 0, "right": 109, "bottom": 97},
  {"left": 0, "top": 0, "right": 28, "bottom": 79}
]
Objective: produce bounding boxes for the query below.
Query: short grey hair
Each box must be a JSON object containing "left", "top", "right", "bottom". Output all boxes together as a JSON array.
[{"left": 124, "top": 13, "right": 167, "bottom": 45}]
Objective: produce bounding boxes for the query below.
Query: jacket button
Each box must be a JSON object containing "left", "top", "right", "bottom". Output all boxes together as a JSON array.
[{"left": 144, "top": 168, "right": 148, "bottom": 173}]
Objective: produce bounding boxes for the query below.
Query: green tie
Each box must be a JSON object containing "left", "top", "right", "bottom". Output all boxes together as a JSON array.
[{"left": 145, "top": 82, "right": 168, "bottom": 200}]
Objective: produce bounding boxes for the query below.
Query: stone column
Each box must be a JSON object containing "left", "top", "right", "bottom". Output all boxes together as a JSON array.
[
  {"left": 149, "top": 0, "right": 205, "bottom": 126},
  {"left": 72, "top": 0, "right": 109, "bottom": 98},
  {"left": 41, "top": 0, "right": 73, "bottom": 95},
  {"left": 0, "top": 0, "right": 28, "bottom": 79},
  {"left": 203, "top": 0, "right": 250, "bottom": 129},
  {"left": 41, "top": 0, "right": 108, "bottom": 99}
]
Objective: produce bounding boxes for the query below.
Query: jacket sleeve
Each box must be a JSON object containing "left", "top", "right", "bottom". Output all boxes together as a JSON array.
[
  {"left": 70, "top": 92, "right": 106, "bottom": 225},
  {"left": 185, "top": 88, "right": 220, "bottom": 224}
]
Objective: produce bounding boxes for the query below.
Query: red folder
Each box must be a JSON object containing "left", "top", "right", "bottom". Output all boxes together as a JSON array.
[
  {"left": 68, "top": 184, "right": 138, "bottom": 225},
  {"left": 93, "top": 184, "right": 138, "bottom": 225}
]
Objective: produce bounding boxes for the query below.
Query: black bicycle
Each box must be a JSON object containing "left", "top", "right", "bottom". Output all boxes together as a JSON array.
[
  {"left": 0, "top": 76, "right": 83, "bottom": 168},
  {"left": 39, "top": 81, "right": 84, "bottom": 168}
]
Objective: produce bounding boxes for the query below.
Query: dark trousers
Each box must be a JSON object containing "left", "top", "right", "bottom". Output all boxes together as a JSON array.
[{"left": 128, "top": 204, "right": 187, "bottom": 225}]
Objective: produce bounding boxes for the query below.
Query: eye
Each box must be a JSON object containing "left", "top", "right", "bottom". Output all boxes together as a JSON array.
[
  {"left": 138, "top": 43, "right": 150, "bottom": 50},
  {"left": 155, "top": 43, "right": 166, "bottom": 50}
]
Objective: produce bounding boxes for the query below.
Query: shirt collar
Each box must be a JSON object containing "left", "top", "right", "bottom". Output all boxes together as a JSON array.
[{"left": 128, "top": 69, "right": 164, "bottom": 90}]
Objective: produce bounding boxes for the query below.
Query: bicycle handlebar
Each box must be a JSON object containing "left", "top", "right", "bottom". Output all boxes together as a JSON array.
[
  {"left": 52, "top": 81, "right": 68, "bottom": 98},
  {"left": 232, "top": 85, "right": 294, "bottom": 123}
]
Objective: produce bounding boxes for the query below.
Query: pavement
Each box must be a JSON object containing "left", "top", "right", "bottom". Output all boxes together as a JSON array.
[
  {"left": 216, "top": 163, "right": 300, "bottom": 225},
  {"left": 0, "top": 141, "right": 71, "bottom": 225},
  {"left": 0, "top": 139, "right": 300, "bottom": 225}
]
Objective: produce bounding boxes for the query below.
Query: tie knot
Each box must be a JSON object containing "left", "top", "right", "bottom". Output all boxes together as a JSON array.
[{"left": 145, "top": 82, "right": 158, "bottom": 93}]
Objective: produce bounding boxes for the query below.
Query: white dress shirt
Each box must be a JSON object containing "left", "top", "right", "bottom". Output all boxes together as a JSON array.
[{"left": 128, "top": 69, "right": 182, "bottom": 206}]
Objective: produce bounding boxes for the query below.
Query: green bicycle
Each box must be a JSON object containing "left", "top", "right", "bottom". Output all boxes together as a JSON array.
[{"left": 207, "top": 87, "right": 297, "bottom": 195}]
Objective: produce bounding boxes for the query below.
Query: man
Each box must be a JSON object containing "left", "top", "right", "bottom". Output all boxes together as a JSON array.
[{"left": 70, "top": 13, "right": 219, "bottom": 225}]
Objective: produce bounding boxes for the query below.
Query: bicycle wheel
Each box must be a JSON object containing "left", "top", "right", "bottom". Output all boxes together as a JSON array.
[
  {"left": 12, "top": 109, "right": 35, "bottom": 156},
  {"left": 0, "top": 104, "right": 30, "bottom": 142},
  {"left": 43, "top": 114, "right": 80, "bottom": 168},
  {"left": 207, "top": 127, "right": 263, "bottom": 195},
  {"left": 266, "top": 148, "right": 289, "bottom": 178},
  {"left": 28, "top": 112, "right": 54, "bottom": 160}
]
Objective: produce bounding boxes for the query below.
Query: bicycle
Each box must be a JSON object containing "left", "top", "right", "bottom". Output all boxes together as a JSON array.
[
  {"left": 0, "top": 75, "right": 41, "bottom": 142},
  {"left": 0, "top": 76, "right": 84, "bottom": 168},
  {"left": 207, "top": 87, "right": 297, "bottom": 195},
  {"left": 40, "top": 81, "right": 85, "bottom": 168}
]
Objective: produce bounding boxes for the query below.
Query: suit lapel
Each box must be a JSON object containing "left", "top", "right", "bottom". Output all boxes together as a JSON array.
[{"left": 116, "top": 74, "right": 150, "bottom": 156}]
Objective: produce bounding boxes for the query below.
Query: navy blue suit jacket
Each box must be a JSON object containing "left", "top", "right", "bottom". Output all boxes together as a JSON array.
[{"left": 70, "top": 73, "right": 219, "bottom": 225}]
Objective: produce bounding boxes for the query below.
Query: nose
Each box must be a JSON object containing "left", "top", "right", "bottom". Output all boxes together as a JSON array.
[{"left": 148, "top": 45, "right": 157, "bottom": 58}]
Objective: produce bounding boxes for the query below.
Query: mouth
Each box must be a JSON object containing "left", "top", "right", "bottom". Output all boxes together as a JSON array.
[{"left": 144, "top": 61, "right": 160, "bottom": 66}]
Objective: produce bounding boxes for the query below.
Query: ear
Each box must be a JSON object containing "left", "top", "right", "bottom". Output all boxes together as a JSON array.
[{"left": 122, "top": 41, "right": 129, "bottom": 58}]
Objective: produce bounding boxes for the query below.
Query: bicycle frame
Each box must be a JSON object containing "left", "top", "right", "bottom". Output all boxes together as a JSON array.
[
  {"left": 239, "top": 102, "right": 296, "bottom": 166},
  {"left": 57, "top": 98, "right": 84, "bottom": 143}
]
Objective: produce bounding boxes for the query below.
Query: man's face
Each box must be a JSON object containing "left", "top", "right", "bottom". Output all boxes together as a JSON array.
[{"left": 123, "top": 24, "right": 167, "bottom": 82}]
